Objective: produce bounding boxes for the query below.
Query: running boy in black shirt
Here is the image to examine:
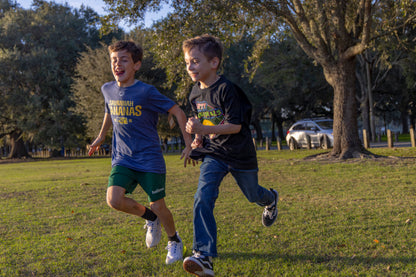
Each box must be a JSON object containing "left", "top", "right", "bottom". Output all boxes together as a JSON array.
[{"left": 182, "top": 34, "right": 279, "bottom": 277}]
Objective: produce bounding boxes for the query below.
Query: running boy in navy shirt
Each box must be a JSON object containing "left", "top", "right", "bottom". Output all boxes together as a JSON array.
[
  {"left": 89, "top": 40, "right": 193, "bottom": 265},
  {"left": 182, "top": 34, "right": 279, "bottom": 277}
]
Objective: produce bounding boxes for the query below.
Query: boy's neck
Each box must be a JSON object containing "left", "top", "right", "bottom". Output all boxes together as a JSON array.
[
  {"left": 118, "top": 79, "right": 138, "bottom": 88},
  {"left": 200, "top": 75, "right": 220, "bottom": 89}
]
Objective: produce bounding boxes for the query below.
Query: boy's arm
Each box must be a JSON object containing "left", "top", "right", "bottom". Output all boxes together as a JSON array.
[
  {"left": 168, "top": 104, "right": 194, "bottom": 167},
  {"left": 186, "top": 117, "right": 241, "bottom": 136},
  {"left": 88, "top": 113, "right": 112, "bottom": 156}
]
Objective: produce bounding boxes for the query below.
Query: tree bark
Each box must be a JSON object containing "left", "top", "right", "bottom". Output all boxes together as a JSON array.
[
  {"left": 401, "top": 110, "right": 409, "bottom": 134},
  {"left": 251, "top": 119, "right": 263, "bottom": 141},
  {"left": 8, "top": 130, "right": 30, "bottom": 159},
  {"left": 323, "top": 59, "right": 364, "bottom": 159}
]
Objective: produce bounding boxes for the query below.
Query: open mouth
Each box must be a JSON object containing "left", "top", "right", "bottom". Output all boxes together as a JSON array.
[{"left": 115, "top": 69, "right": 125, "bottom": 76}]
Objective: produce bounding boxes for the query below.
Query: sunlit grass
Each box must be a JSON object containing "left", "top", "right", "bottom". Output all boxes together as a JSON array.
[{"left": 1, "top": 148, "right": 416, "bottom": 276}]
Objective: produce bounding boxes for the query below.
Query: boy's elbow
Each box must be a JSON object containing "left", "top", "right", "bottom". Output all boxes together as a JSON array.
[
  {"left": 229, "top": 124, "right": 241, "bottom": 134},
  {"left": 168, "top": 104, "right": 183, "bottom": 116},
  {"left": 168, "top": 104, "right": 178, "bottom": 114}
]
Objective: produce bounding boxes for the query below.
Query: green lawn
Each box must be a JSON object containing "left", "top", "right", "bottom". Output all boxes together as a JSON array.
[{"left": 1, "top": 148, "right": 416, "bottom": 276}]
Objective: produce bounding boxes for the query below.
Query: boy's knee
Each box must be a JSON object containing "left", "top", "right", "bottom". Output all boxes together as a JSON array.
[
  {"left": 149, "top": 199, "right": 166, "bottom": 214},
  {"left": 106, "top": 191, "right": 122, "bottom": 210},
  {"left": 149, "top": 201, "right": 160, "bottom": 212}
]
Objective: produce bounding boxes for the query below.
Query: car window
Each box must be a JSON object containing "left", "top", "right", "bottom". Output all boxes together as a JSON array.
[
  {"left": 292, "top": 124, "right": 304, "bottom": 130},
  {"left": 316, "top": 120, "right": 333, "bottom": 130},
  {"left": 305, "top": 123, "right": 316, "bottom": 131}
]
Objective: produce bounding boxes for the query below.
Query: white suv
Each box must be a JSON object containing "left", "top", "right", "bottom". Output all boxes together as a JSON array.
[{"left": 286, "top": 118, "right": 333, "bottom": 150}]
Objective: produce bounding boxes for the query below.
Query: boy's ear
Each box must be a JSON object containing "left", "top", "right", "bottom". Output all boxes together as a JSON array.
[
  {"left": 134, "top": 61, "right": 142, "bottom": 71},
  {"left": 210, "top": 57, "right": 220, "bottom": 69}
]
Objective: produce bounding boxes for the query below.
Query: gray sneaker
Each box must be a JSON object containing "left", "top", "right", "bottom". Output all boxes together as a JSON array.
[
  {"left": 262, "top": 189, "right": 279, "bottom": 227},
  {"left": 144, "top": 218, "right": 162, "bottom": 248}
]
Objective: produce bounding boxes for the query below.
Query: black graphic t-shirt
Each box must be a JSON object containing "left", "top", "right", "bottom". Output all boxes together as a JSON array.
[{"left": 189, "top": 76, "right": 258, "bottom": 169}]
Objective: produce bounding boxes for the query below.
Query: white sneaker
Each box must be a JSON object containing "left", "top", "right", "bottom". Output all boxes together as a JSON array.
[
  {"left": 144, "top": 218, "right": 162, "bottom": 248},
  {"left": 165, "top": 233, "right": 183, "bottom": 264}
]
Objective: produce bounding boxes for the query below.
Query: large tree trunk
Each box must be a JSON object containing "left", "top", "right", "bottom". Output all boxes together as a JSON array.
[
  {"left": 8, "top": 130, "right": 30, "bottom": 159},
  {"left": 323, "top": 59, "right": 365, "bottom": 159}
]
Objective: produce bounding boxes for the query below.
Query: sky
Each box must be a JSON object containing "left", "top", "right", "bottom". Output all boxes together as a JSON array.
[{"left": 14, "top": 0, "right": 170, "bottom": 31}]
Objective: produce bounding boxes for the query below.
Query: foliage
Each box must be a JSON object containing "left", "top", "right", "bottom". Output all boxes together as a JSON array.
[
  {"left": 72, "top": 43, "right": 115, "bottom": 142},
  {"left": 0, "top": 0, "right": 120, "bottom": 155},
  {"left": 72, "top": 30, "right": 186, "bottom": 143},
  {"left": 2, "top": 149, "right": 416, "bottom": 276},
  {"left": 355, "top": 8, "right": 416, "bottom": 137},
  {"left": 100, "top": 0, "right": 416, "bottom": 159},
  {"left": 253, "top": 34, "right": 332, "bottom": 122}
]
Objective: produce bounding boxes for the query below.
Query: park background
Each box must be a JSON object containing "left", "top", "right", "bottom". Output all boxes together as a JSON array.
[
  {"left": 1, "top": 0, "right": 416, "bottom": 159},
  {"left": 1, "top": 148, "right": 416, "bottom": 276},
  {"left": 1, "top": 1, "right": 416, "bottom": 276}
]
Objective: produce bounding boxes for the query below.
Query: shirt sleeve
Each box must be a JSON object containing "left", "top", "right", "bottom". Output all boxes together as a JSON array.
[
  {"left": 221, "top": 85, "right": 243, "bottom": 125},
  {"left": 146, "top": 86, "right": 176, "bottom": 114}
]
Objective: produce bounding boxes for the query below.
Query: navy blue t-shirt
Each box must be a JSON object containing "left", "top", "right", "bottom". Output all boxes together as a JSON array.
[{"left": 101, "top": 80, "right": 175, "bottom": 173}]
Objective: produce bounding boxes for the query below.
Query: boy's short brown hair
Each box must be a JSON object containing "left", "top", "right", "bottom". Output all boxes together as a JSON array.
[
  {"left": 108, "top": 40, "right": 143, "bottom": 63},
  {"left": 182, "top": 34, "right": 223, "bottom": 68}
]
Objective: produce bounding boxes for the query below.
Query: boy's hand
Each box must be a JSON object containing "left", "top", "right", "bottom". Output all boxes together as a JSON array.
[
  {"left": 88, "top": 137, "right": 103, "bottom": 156},
  {"left": 191, "top": 137, "right": 203, "bottom": 149},
  {"left": 180, "top": 145, "right": 196, "bottom": 167},
  {"left": 186, "top": 117, "right": 204, "bottom": 134}
]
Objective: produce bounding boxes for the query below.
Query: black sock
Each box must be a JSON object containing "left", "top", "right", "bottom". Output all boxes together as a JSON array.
[
  {"left": 168, "top": 232, "right": 180, "bottom": 242},
  {"left": 141, "top": 207, "right": 157, "bottom": 221}
]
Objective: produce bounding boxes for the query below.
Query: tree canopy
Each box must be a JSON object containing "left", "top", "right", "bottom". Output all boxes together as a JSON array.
[
  {"left": 1, "top": 0, "right": 416, "bottom": 159},
  {"left": 101, "top": 0, "right": 416, "bottom": 159},
  {"left": 0, "top": 0, "right": 120, "bottom": 157}
]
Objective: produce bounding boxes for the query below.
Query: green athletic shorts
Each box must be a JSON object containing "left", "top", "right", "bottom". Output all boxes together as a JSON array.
[{"left": 108, "top": 165, "right": 166, "bottom": 202}]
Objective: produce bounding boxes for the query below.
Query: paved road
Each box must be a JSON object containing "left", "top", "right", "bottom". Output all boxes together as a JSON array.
[
  {"left": 258, "top": 140, "right": 413, "bottom": 151},
  {"left": 365, "top": 141, "right": 412, "bottom": 148}
]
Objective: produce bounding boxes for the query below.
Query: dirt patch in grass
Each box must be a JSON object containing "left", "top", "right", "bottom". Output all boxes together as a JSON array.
[{"left": 304, "top": 150, "right": 416, "bottom": 165}]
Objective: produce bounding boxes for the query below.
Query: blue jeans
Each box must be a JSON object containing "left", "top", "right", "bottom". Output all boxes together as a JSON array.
[{"left": 192, "top": 156, "right": 275, "bottom": 257}]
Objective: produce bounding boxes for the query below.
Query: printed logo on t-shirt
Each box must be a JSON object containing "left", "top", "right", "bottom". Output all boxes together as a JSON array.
[
  {"left": 108, "top": 100, "right": 142, "bottom": 125},
  {"left": 196, "top": 101, "right": 224, "bottom": 126}
]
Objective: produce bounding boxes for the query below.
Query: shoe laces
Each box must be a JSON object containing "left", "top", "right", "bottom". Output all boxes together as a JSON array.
[
  {"left": 264, "top": 203, "right": 276, "bottom": 218},
  {"left": 166, "top": 241, "right": 176, "bottom": 249},
  {"left": 166, "top": 240, "right": 180, "bottom": 254},
  {"left": 192, "top": 250, "right": 204, "bottom": 259},
  {"left": 144, "top": 220, "right": 158, "bottom": 231},
  {"left": 191, "top": 251, "right": 212, "bottom": 265}
]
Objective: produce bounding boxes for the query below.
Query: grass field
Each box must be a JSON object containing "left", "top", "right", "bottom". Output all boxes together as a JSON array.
[{"left": 1, "top": 148, "right": 416, "bottom": 276}]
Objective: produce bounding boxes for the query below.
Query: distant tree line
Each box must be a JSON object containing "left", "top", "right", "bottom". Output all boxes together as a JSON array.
[{"left": 1, "top": 0, "right": 415, "bottom": 159}]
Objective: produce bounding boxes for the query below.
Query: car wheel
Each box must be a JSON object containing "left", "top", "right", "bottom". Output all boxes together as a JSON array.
[
  {"left": 320, "top": 135, "right": 330, "bottom": 149},
  {"left": 289, "top": 138, "right": 298, "bottom": 151}
]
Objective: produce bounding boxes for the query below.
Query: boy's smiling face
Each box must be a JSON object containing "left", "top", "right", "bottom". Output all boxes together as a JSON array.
[
  {"left": 184, "top": 47, "right": 219, "bottom": 89},
  {"left": 111, "top": 50, "right": 141, "bottom": 87}
]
